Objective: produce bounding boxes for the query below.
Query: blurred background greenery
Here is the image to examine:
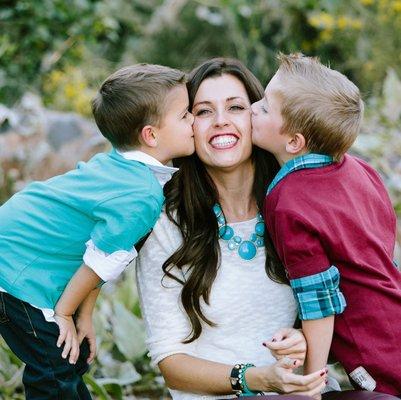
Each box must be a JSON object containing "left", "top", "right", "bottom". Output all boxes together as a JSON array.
[
  {"left": 0, "top": 0, "right": 401, "bottom": 398},
  {"left": 2, "top": 0, "right": 401, "bottom": 113}
]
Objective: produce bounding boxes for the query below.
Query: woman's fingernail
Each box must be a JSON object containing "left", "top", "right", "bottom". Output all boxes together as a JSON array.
[
  {"left": 293, "top": 360, "right": 297, "bottom": 366},
  {"left": 271, "top": 338, "right": 277, "bottom": 342},
  {"left": 262, "top": 342, "right": 267, "bottom": 347},
  {"left": 320, "top": 372, "right": 325, "bottom": 377}
]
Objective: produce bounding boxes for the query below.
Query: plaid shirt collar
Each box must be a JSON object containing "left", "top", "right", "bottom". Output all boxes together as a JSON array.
[{"left": 267, "top": 153, "right": 334, "bottom": 194}]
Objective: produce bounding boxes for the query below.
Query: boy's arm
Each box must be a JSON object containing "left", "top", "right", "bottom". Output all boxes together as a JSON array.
[
  {"left": 266, "top": 208, "right": 345, "bottom": 379},
  {"left": 55, "top": 263, "right": 101, "bottom": 317},
  {"left": 54, "top": 264, "right": 101, "bottom": 364},
  {"left": 302, "top": 316, "right": 334, "bottom": 375},
  {"left": 77, "top": 286, "right": 101, "bottom": 316},
  {"left": 75, "top": 286, "right": 101, "bottom": 364}
]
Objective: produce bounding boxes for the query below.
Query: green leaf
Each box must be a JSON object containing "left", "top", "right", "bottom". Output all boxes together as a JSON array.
[
  {"left": 111, "top": 301, "right": 147, "bottom": 361},
  {"left": 97, "top": 361, "right": 140, "bottom": 385},
  {"left": 83, "top": 374, "right": 112, "bottom": 400}
]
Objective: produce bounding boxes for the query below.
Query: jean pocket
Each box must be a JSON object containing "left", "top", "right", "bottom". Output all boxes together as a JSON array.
[
  {"left": 0, "top": 292, "right": 9, "bottom": 324},
  {"left": 19, "top": 300, "right": 38, "bottom": 337}
]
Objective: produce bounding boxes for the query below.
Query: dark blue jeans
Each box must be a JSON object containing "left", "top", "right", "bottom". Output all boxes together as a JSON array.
[{"left": 0, "top": 291, "right": 92, "bottom": 399}]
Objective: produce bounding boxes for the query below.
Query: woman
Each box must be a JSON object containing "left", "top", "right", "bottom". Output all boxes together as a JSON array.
[
  {"left": 136, "top": 59, "right": 397, "bottom": 400},
  {"left": 137, "top": 58, "right": 324, "bottom": 399}
]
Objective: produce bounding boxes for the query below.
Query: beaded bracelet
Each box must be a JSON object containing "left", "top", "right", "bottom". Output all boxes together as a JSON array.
[{"left": 229, "top": 363, "right": 264, "bottom": 397}]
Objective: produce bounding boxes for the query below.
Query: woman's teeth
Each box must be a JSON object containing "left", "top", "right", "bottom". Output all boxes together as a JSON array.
[{"left": 210, "top": 135, "right": 238, "bottom": 148}]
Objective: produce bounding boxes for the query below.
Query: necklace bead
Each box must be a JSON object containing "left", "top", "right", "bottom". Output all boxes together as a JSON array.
[{"left": 213, "top": 204, "right": 265, "bottom": 261}]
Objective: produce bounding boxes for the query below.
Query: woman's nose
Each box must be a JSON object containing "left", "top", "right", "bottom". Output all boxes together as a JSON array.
[{"left": 214, "top": 110, "right": 229, "bottom": 127}]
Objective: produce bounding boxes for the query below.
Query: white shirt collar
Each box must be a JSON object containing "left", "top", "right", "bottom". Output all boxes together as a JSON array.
[
  {"left": 116, "top": 150, "right": 178, "bottom": 172},
  {"left": 116, "top": 149, "right": 178, "bottom": 187}
]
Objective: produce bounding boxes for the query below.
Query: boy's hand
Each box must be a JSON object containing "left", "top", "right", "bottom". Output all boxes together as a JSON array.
[
  {"left": 75, "top": 313, "right": 97, "bottom": 364},
  {"left": 263, "top": 328, "right": 306, "bottom": 365},
  {"left": 54, "top": 313, "right": 80, "bottom": 364}
]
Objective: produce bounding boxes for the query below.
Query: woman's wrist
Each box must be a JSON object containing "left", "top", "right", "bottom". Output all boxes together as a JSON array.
[
  {"left": 242, "top": 365, "right": 270, "bottom": 394},
  {"left": 246, "top": 365, "right": 274, "bottom": 393},
  {"left": 244, "top": 366, "right": 262, "bottom": 392}
]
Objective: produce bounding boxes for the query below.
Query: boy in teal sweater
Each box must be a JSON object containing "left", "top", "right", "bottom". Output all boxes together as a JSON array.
[{"left": 0, "top": 64, "right": 194, "bottom": 399}]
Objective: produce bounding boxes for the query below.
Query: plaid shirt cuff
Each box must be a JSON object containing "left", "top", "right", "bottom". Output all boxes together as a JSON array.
[{"left": 290, "top": 265, "right": 347, "bottom": 320}]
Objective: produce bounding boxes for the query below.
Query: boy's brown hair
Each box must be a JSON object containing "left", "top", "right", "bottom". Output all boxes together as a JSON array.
[
  {"left": 274, "top": 53, "right": 364, "bottom": 161},
  {"left": 92, "top": 64, "right": 186, "bottom": 149}
]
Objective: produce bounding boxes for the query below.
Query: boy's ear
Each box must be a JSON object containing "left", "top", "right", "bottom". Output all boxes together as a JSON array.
[
  {"left": 139, "top": 125, "right": 158, "bottom": 148},
  {"left": 285, "top": 132, "right": 306, "bottom": 155}
]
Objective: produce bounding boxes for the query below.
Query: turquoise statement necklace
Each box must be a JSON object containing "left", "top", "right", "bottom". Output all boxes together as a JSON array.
[{"left": 213, "top": 204, "right": 265, "bottom": 261}]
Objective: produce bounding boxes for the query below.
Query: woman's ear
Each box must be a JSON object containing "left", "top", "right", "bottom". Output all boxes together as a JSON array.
[
  {"left": 285, "top": 132, "right": 306, "bottom": 155},
  {"left": 139, "top": 125, "right": 158, "bottom": 148}
]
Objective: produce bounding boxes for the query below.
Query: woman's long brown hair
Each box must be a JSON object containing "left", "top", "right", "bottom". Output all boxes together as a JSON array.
[{"left": 162, "top": 58, "right": 287, "bottom": 343}]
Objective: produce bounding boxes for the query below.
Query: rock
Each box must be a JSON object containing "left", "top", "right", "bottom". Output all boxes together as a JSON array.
[
  {"left": 45, "top": 111, "right": 84, "bottom": 150},
  {"left": 0, "top": 93, "right": 107, "bottom": 198}
]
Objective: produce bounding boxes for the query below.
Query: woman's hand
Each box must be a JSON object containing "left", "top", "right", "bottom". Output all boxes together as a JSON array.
[
  {"left": 75, "top": 312, "right": 97, "bottom": 364},
  {"left": 54, "top": 313, "right": 79, "bottom": 364},
  {"left": 246, "top": 358, "right": 327, "bottom": 397},
  {"left": 263, "top": 327, "right": 306, "bottom": 364}
]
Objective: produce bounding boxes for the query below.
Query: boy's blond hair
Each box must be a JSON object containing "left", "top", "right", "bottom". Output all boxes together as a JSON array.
[
  {"left": 275, "top": 53, "right": 364, "bottom": 161},
  {"left": 92, "top": 64, "right": 186, "bottom": 149}
]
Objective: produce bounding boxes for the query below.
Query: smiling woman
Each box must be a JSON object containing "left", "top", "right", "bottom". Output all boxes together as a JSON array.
[{"left": 136, "top": 58, "right": 327, "bottom": 399}]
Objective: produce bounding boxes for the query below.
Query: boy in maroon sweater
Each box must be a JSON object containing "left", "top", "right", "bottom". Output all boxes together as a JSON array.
[{"left": 251, "top": 53, "right": 401, "bottom": 397}]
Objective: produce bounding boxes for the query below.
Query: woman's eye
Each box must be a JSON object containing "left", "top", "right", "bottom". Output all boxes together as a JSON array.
[
  {"left": 229, "top": 105, "right": 245, "bottom": 111},
  {"left": 195, "top": 109, "right": 211, "bottom": 116},
  {"left": 261, "top": 105, "right": 268, "bottom": 113}
]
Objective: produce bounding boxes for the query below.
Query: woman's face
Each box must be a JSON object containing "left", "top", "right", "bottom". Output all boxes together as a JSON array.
[{"left": 192, "top": 74, "right": 253, "bottom": 170}]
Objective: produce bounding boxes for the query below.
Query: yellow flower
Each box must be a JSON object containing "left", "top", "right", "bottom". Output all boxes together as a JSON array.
[
  {"left": 320, "top": 30, "right": 333, "bottom": 41},
  {"left": 337, "top": 16, "right": 348, "bottom": 30},
  {"left": 74, "top": 93, "right": 92, "bottom": 116},
  {"left": 360, "top": 0, "right": 374, "bottom": 5},
  {"left": 363, "top": 61, "right": 374, "bottom": 71},
  {"left": 393, "top": 0, "right": 401, "bottom": 11},
  {"left": 49, "top": 70, "right": 64, "bottom": 85},
  {"left": 350, "top": 19, "right": 363, "bottom": 29},
  {"left": 309, "top": 12, "right": 335, "bottom": 29},
  {"left": 64, "top": 83, "right": 76, "bottom": 99}
]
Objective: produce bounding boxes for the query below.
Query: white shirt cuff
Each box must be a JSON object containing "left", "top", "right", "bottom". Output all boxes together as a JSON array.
[{"left": 83, "top": 240, "right": 137, "bottom": 281}]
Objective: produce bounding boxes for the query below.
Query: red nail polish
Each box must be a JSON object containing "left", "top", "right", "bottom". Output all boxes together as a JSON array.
[
  {"left": 293, "top": 360, "right": 297, "bottom": 366},
  {"left": 320, "top": 372, "right": 325, "bottom": 377},
  {"left": 271, "top": 338, "right": 277, "bottom": 342},
  {"left": 262, "top": 342, "right": 267, "bottom": 347}
]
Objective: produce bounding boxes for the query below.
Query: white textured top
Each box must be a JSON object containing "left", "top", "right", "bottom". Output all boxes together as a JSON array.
[{"left": 136, "top": 211, "right": 298, "bottom": 400}]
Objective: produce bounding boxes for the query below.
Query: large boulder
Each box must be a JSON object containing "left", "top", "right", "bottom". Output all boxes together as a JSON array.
[{"left": 0, "top": 93, "right": 108, "bottom": 197}]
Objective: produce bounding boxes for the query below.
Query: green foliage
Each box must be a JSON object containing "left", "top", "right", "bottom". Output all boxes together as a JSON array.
[
  {"left": 0, "top": 0, "right": 163, "bottom": 106},
  {"left": 2, "top": 0, "right": 401, "bottom": 109}
]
